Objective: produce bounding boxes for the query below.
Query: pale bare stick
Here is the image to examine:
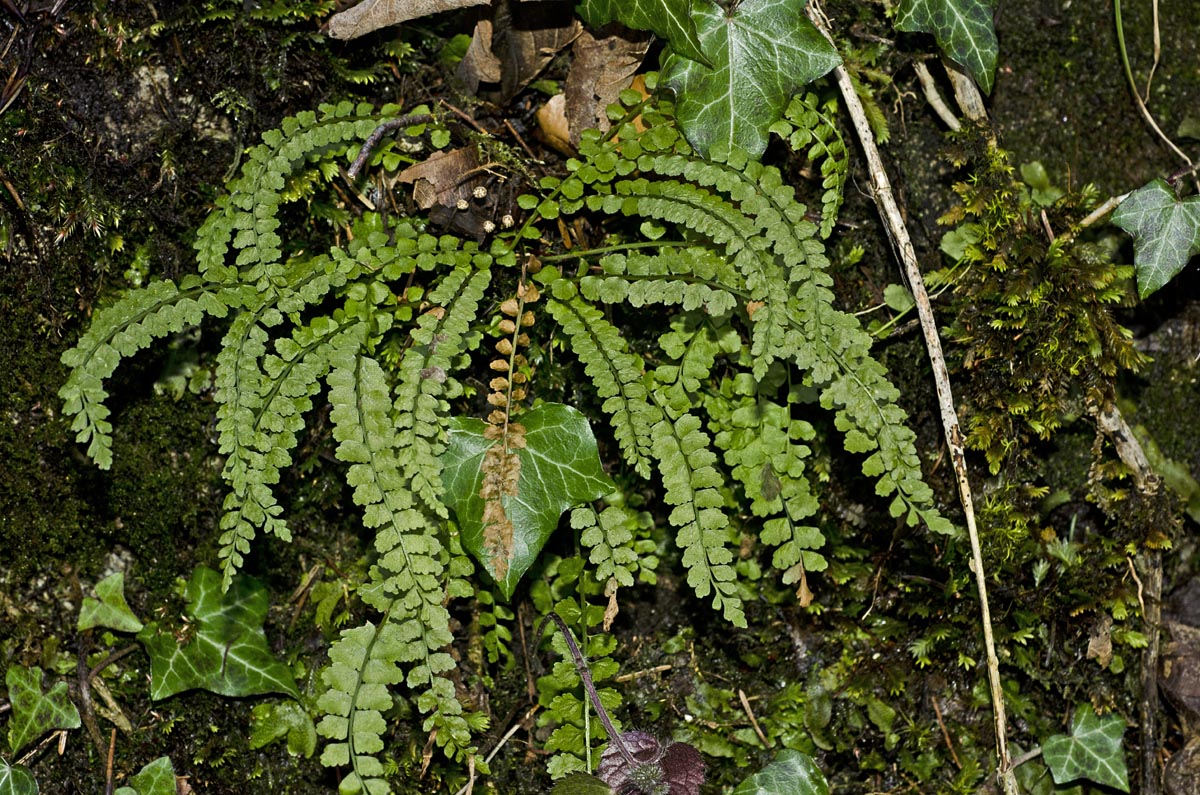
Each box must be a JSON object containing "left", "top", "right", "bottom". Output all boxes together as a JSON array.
[
  {"left": 912, "top": 61, "right": 960, "bottom": 131},
  {"left": 807, "top": 5, "right": 1016, "bottom": 794}
]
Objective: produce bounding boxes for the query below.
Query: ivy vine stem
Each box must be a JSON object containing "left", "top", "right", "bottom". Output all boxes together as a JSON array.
[
  {"left": 808, "top": 4, "right": 1016, "bottom": 794},
  {"left": 537, "top": 611, "right": 639, "bottom": 770}
]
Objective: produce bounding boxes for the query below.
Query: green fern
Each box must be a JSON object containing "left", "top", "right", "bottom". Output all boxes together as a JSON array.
[
  {"left": 61, "top": 88, "right": 954, "bottom": 788},
  {"left": 771, "top": 92, "right": 849, "bottom": 239}
]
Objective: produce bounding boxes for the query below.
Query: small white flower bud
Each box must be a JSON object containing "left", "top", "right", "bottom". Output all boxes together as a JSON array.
[
  {"left": 501, "top": 214, "right": 515, "bottom": 228},
  {"left": 482, "top": 220, "right": 496, "bottom": 233},
  {"left": 455, "top": 198, "right": 469, "bottom": 211},
  {"left": 472, "top": 186, "right": 488, "bottom": 199}
]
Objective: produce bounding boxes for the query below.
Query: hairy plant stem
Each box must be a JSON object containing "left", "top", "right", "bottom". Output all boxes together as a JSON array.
[
  {"left": 809, "top": 5, "right": 1015, "bottom": 794},
  {"left": 538, "top": 611, "right": 638, "bottom": 769}
]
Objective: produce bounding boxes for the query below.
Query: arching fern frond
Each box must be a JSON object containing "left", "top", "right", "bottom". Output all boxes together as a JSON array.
[
  {"left": 58, "top": 276, "right": 234, "bottom": 469},
  {"left": 320, "top": 337, "right": 474, "bottom": 794},
  {"left": 545, "top": 287, "right": 661, "bottom": 479},
  {"left": 650, "top": 408, "right": 743, "bottom": 625},
  {"left": 216, "top": 314, "right": 351, "bottom": 586},
  {"left": 771, "top": 92, "right": 849, "bottom": 239},
  {"left": 196, "top": 100, "right": 393, "bottom": 285},
  {"left": 393, "top": 257, "right": 493, "bottom": 517}
]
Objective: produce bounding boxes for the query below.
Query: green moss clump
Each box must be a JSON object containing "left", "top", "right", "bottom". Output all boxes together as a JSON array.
[{"left": 939, "top": 127, "right": 1145, "bottom": 476}]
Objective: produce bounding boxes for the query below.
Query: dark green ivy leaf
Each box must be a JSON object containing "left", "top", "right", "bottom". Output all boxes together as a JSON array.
[
  {"left": 137, "top": 566, "right": 299, "bottom": 700},
  {"left": 578, "top": 0, "right": 710, "bottom": 66},
  {"left": 1041, "top": 704, "right": 1129, "bottom": 792},
  {"left": 78, "top": 572, "right": 144, "bottom": 633},
  {"left": 732, "top": 749, "right": 830, "bottom": 795},
  {"left": 894, "top": 0, "right": 998, "bottom": 94},
  {"left": 1111, "top": 178, "right": 1200, "bottom": 298},
  {"left": 0, "top": 759, "right": 38, "bottom": 795},
  {"left": 5, "top": 666, "right": 81, "bottom": 756},
  {"left": 661, "top": 0, "right": 841, "bottom": 158},
  {"left": 442, "top": 403, "right": 614, "bottom": 599},
  {"left": 113, "top": 757, "right": 176, "bottom": 795}
]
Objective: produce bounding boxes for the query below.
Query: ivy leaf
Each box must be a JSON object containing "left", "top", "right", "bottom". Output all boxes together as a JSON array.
[
  {"left": 442, "top": 403, "right": 615, "bottom": 599},
  {"left": 5, "top": 667, "right": 81, "bottom": 756},
  {"left": 731, "top": 749, "right": 830, "bottom": 795},
  {"left": 894, "top": 0, "right": 998, "bottom": 94},
  {"left": 1111, "top": 178, "right": 1200, "bottom": 298},
  {"left": 113, "top": 757, "right": 176, "bottom": 795},
  {"left": 578, "top": 0, "right": 710, "bottom": 67},
  {"left": 78, "top": 572, "right": 144, "bottom": 634},
  {"left": 660, "top": 0, "right": 841, "bottom": 158},
  {"left": 0, "top": 759, "right": 37, "bottom": 795},
  {"left": 1041, "top": 704, "right": 1130, "bottom": 792},
  {"left": 136, "top": 566, "right": 299, "bottom": 701},
  {"left": 550, "top": 772, "right": 614, "bottom": 795},
  {"left": 249, "top": 700, "right": 317, "bottom": 758}
]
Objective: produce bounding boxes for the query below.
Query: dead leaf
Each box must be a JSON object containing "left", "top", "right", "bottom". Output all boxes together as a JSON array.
[
  {"left": 1085, "top": 614, "right": 1113, "bottom": 668},
  {"left": 398, "top": 147, "right": 482, "bottom": 209},
  {"left": 327, "top": 0, "right": 489, "bottom": 39},
  {"left": 535, "top": 94, "right": 573, "bottom": 156},
  {"left": 796, "top": 567, "right": 814, "bottom": 607},
  {"left": 602, "top": 576, "right": 619, "bottom": 631},
  {"left": 457, "top": 19, "right": 502, "bottom": 94},
  {"left": 397, "top": 148, "right": 500, "bottom": 239},
  {"left": 565, "top": 26, "right": 650, "bottom": 146},
  {"left": 481, "top": 0, "right": 580, "bottom": 103}
]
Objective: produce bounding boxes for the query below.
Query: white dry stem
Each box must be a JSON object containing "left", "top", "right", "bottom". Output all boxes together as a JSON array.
[{"left": 807, "top": 5, "right": 1016, "bottom": 794}]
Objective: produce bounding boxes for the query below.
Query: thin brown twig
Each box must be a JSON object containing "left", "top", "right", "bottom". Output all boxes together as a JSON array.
[
  {"left": 439, "top": 98, "right": 490, "bottom": 136},
  {"left": 931, "top": 696, "right": 962, "bottom": 769},
  {"left": 614, "top": 664, "right": 672, "bottom": 682},
  {"left": 738, "top": 689, "right": 772, "bottom": 749},
  {"left": 451, "top": 705, "right": 541, "bottom": 795},
  {"left": 104, "top": 728, "right": 116, "bottom": 795},
  {"left": 503, "top": 118, "right": 539, "bottom": 161}
]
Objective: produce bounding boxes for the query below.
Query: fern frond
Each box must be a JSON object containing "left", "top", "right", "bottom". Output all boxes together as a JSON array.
[
  {"left": 573, "top": 506, "right": 639, "bottom": 589},
  {"left": 216, "top": 314, "right": 349, "bottom": 585},
  {"left": 319, "top": 338, "right": 473, "bottom": 792},
  {"left": 545, "top": 286, "right": 661, "bottom": 478},
  {"left": 196, "top": 101, "right": 383, "bottom": 285},
  {"left": 708, "top": 386, "right": 826, "bottom": 581},
  {"left": 650, "top": 409, "right": 743, "bottom": 626},
  {"left": 394, "top": 261, "right": 493, "bottom": 516},
  {"left": 774, "top": 92, "right": 849, "bottom": 239},
  {"left": 580, "top": 248, "right": 738, "bottom": 316},
  {"left": 651, "top": 310, "right": 728, "bottom": 414},
  {"left": 59, "top": 276, "right": 233, "bottom": 469}
]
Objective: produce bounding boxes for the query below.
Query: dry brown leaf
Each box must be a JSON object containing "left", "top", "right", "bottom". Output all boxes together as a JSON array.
[
  {"left": 565, "top": 26, "right": 650, "bottom": 147},
  {"left": 795, "top": 567, "right": 814, "bottom": 608},
  {"left": 398, "top": 147, "right": 482, "bottom": 209},
  {"left": 481, "top": 0, "right": 579, "bottom": 103},
  {"left": 535, "top": 93, "right": 572, "bottom": 156},
  {"left": 457, "top": 19, "right": 502, "bottom": 94},
  {"left": 602, "top": 576, "right": 620, "bottom": 631},
  {"left": 327, "top": 0, "right": 489, "bottom": 39}
]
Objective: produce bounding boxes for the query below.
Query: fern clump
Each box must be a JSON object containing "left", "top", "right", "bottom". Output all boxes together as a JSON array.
[
  {"left": 60, "top": 101, "right": 484, "bottom": 792},
  {"left": 541, "top": 91, "right": 953, "bottom": 622},
  {"left": 60, "top": 87, "right": 951, "bottom": 788}
]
